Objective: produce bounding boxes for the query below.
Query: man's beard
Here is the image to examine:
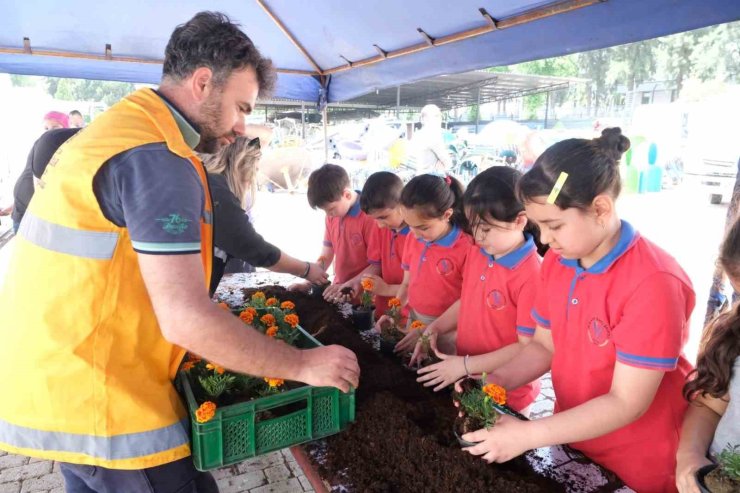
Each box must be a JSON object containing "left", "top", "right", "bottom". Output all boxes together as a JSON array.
[{"left": 195, "top": 91, "right": 228, "bottom": 154}]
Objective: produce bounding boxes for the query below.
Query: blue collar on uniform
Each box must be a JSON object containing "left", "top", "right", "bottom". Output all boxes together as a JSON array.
[
  {"left": 418, "top": 224, "right": 460, "bottom": 248},
  {"left": 480, "top": 233, "right": 536, "bottom": 269},
  {"left": 560, "top": 220, "right": 638, "bottom": 274},
  {"left": 347, "top": 191, "right": 362, "bottom": 217},
  {"left": 396, "top": 225, "right": 410, "bottom": 236}
]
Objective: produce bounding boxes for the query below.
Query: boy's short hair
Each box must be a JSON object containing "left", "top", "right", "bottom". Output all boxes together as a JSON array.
[
  {"left": 307, "top": 164, "right": 351, "bottom": 209},
  {"left": 360, "top": 171, "right": 403, "bottom": 213}
]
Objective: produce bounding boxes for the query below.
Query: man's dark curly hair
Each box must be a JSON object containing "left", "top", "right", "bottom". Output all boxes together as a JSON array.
[{"left": 163, "top": 11, "right": 276, "bottom": 97}]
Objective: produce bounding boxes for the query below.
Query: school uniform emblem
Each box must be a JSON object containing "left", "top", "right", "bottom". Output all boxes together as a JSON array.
[
  {"left": 486, "top": 289, "right": 507, "bottom": 310},
  {"left": 587, "top": 317, "right": 611, "bottom": 347},
  {"left": 436, "top": 258, "right": 455, "bottom": 275},
  {"left": 350, "top": 233, "right": 364, "bottom": 246}
]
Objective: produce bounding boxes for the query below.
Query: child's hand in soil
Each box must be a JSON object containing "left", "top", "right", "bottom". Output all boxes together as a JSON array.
[
  {"left": 323, "top": 283, "right": 352, "bottom": 302},
  {"left": 416, "top": 349, "right": 464, "bottom": 391},
  {"left": 463, "top": 415, "right": 534, "bottom": 463},
  {"left": 396, "top": 327, "right": 423, "bottom": 354},
  {"left": 374, "top": 315, "right": 392, "bottom": 333},
  {"left": 675, "top": 451, "right": 711, "bottom": 493},
  {"left": 408, "top": 328, "right": 437, "bottom": 366}
]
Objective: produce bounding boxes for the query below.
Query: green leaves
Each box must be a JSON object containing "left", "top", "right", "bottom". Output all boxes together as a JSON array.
[{"left": 717, "top": 444, "right": 740, "bottom": 480}]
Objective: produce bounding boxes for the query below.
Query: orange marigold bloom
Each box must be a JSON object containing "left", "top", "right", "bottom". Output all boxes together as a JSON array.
[
  {"left": 239, "top": 310, "right": 254, "bottom": 324},
  {"left": 206, "top": 363, "right": 225, "bottom": 375},
  {"left": 280, "top": 301, "right": 295, "bottom": 311},
  {"left": 181, "top": 361, "right": 196, "bottom": 372},
  {"left": 387, "top": 298, "right": 401, "bottom": 308},
  {"left": 410, "top": 320, "right": 426, "bottom": 330},
  {"left": 284, "top": 314, "right": 299, "bottom": 328},
  {"left": 482, "top": 384, "right": 507, "bottom": 406},
  {"left": 264, "top": 377, "right": 284, "bottom": 388},
  {"left": 252, "top": 291, "right": 266, "bottom": 300},
  {"left": 195, "top": 401, "right": 217, "bottom": 423},
  {"left": 361, "top": 278, "right": 374, "bottom": 292},
  {"left": 266, "top": 297, "right": 278, "bottom": 307},
  {"left": 217, "top": 302, "right": 230, "bottom": 310},
  {"left": 261, "top": 314, "right": 276, "bottom": 326},
  {"left": 266, "top": 326, "right": 278, "bottom": 337}
]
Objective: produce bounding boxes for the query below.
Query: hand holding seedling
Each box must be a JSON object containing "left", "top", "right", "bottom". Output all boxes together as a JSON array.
[
  {"left": 463, "top": 414, "right": 533, "bottom": 463},
  {"left": 416, "top": 348, "right": 465, "bottom": 391}
]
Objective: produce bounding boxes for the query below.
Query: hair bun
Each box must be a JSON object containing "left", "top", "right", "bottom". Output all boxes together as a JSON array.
[{"left": 598, "top": 127, "right": 630, "bottom": 161}]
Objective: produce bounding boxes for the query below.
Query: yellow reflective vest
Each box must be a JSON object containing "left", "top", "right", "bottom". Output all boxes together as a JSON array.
[{"left": 0, "top": 88, "right": 213, "bottom": 469}]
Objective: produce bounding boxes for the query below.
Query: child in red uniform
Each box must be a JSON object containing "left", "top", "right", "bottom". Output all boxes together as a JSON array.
[
  {"left": 394, "top": 174, "right": 473, "bottom": 354},
  {"left": 676, "top": 218, "right": 740, "bottom": 493},
  {"left": 304, "top": 164, "right": 377, "bottom": 301},
  {"left": 415, "top": 167, "right": 541, "bottom": 415},
  {"left": 461, "top": 129, "right": 694, "bottom": 493},
  {"left": 359, "top": 172, "right": 410, "bottom": 320}
]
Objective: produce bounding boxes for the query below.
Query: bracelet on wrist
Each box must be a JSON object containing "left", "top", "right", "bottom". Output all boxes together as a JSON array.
[
  {"left": 301, "top": 261, "right": 311, "bottom": 278},
  {"left": 463, "top": 354, "right": 471, "bottom": 377}
]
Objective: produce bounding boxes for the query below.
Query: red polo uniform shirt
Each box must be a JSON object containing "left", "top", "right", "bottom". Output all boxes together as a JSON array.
[
  {"left": 532, "top": 221, "right": 694, "bottom": 493},
  {"left": 457, "top": 234, "right": 542, "bottom": 411},
  {"left": 323, "top": 193, "right": 377, "bottom": 284},
  {"left": 367, "top": 225, "right": 410, "bottom": 318},
  {"left": 401, "top": 225, "right": 472, "bottom": 317}
]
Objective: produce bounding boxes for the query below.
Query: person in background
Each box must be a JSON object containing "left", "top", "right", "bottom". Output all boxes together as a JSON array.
[
  {"left": 10, "top": 128, "right": 80, "bottom": 232},
  {"left": 43, "top": 111, "right": 69, "bottom": 131},
  {"left": 69, "top": 110, "right": 85, "bottom": 128},
  {"left": 202, "top": 135, "right": 329, "bottom": 295},
  {"left": 409, "top": 104, "right": 452, "bottom": 174}
]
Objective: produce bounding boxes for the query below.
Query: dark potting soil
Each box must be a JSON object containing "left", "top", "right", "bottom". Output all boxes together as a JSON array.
[
  {"left": 241, "top": 286, "right": 565, "bottom": 492},
  {"left": 705, "top": 467, "right": 740, "bottom": 493}
]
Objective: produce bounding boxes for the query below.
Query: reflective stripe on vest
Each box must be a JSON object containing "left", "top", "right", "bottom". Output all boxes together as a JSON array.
[
  {"left": 0, "top": 417, "right": 189, "bottom": 461},
  {"left": 19, "top": 211, "right": 119, "bottom": 260}
]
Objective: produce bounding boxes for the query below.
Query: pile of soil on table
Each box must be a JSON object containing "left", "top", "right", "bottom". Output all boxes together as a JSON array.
[{"left": 238, "top": 287, "right": 578, "bottom": 492}]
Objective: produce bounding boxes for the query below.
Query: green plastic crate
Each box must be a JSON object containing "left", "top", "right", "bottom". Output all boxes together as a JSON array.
[{"left": 178, "top": 326, "right": 355, "bottom": 471}]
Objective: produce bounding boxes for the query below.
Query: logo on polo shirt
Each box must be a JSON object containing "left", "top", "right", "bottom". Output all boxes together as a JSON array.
[
  {"left": 486, "top": 289, "right": 507, "bottom": 310},
  {"left": 587, "top": 317, "right": 611, "bottom": 347},
  {"left": 436, "top": 258, "right": 455, "bottom": 276},
  {"left": 156, "top": 213, "right": 191, "bottom": 235},
  {"left": 350, "top": 233, "right": 364, "bottom": 246}
]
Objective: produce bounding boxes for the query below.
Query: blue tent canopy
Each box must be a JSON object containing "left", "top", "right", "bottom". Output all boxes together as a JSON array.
[{"left": 1, "top": 0, "right": 738, "bottom": 103}]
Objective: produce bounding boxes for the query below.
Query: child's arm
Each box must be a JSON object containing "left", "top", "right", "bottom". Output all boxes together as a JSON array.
[
  {"left": 406, "top": 300, "right": 460, "bottom": 363},
  {"left": 676, "top": 393, "right": 728, "bottom": 493},
  {"left": 462, "top": 358, "right": 666, "bottom": 463}
]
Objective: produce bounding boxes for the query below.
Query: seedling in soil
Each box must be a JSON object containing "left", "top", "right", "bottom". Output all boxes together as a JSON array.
[
  {"left": 379, "top": 298, "right": 404, "bottom": 354},
  {"left": 703, "top": 444, "right": 740, "bottom": 493},
  {"left": 452, "top": 377, "right": 506, "bottom": 447}
]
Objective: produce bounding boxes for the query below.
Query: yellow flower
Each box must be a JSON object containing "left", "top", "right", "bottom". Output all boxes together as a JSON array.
[
  {"left": 482, "top": 383, "right": 507, "bottom": 406},
  {"left": 387, "top": 298, "right": 401, "bottom": 308},
  {"left": 266, "top": 297, "right": 278, "bottom": 307},
  {"left": 217, "top": 302, "right": 230, "bottom": 311},
  {"left": 181, "top": 361, "right": 195, "bottom": 372},
  {"left": 280, "top": 301, "right": 295, "bottom": 311},
  {"left": 284, "top": 314, "right": 299, "bottom": 328},
  {"left": 206, "top": 363, "right": 225, "bottom": 375},
  {"left": 266, "top": 326, "right": 278, "bottom": 337},
  {"left": 264, "top": 377, "right": 284, "bottom": 388},
  {"left": 361, "top": 278, "right": 374, "bottom": 292},
  {"left": 260, "top": 314, "right": 276, "bottom": 326},
  {"left": 252, "top": 291, "right": 266, "bottom": 300},
  {"left": 410, "top": 320, "right": 426, "bottom": 331},
  {"left": 195, "top": 401, "right": 217, "bottom": 423}
]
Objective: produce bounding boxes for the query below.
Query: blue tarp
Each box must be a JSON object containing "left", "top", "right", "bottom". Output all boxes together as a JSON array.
[{"left": 1, "top": 0, "right": 738, "bottom": 103}]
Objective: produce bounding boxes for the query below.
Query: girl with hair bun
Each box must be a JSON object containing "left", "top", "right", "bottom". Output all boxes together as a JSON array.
[{"left": 460, "top": 128, "right": 695, "bottom": 493}]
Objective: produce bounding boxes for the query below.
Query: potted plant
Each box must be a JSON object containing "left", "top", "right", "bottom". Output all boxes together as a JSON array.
[
  {"left": 379, "top": 297, "right": 404, "bottom": 356},
  {"left": 350, "top": 278, "right": 375, "bottom": 332},
  {"left": 452, "top": 377, "right": 507, "bottom": 448},
  {"left": 697, "top": 444, "right": 740, "bottom": 493}
]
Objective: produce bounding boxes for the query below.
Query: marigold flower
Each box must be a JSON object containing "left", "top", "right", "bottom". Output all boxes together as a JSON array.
[
  {"left": 181, "top": 361, "right": 196, "bottom": 372},
  {"left": 195, "top": 401, "right": 217, "bottom": 423},
  {"left": 387, "top": 298, "right": 401, "bottom": 308},
  {"left": 217, "top": 302, "right": 230, "bottom": 311},
  {"left": 264, "top": 377, "right": 284, "bottom": 388},
  {"left": 206, "top": 363, "right": 225, "bottom": 375},
  {"left": 482, "top": 383, "right": 507, "bottom": 406},
  {"left": 239, "top": 310, "right": 254, "bottom": 324},
  {"left": 361, "top": 278, "right": 374, "bottom": 292},
  {"left": 410, "top": 320, "right": 426, "bottom": 331},
  {"left": 266, "top": 326, "right": 278, "bottom": 337},
  {"left": 284, "top": 314, "right": 299, "bottom": 328},
  {"left": 245, "top": 307, "right": 257, "bottom": 316},
  {"left": 280, "top": 301, "right": 295, "bottom": 311},
  {"left": 260, "top": 314, "right": 276, "bottom": 326},
  {"left": 252, "top": 291, "right": 266, "bottom": 300},
  {"left": 266, "top": 297, "right": 278, "bottom": 307}
]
